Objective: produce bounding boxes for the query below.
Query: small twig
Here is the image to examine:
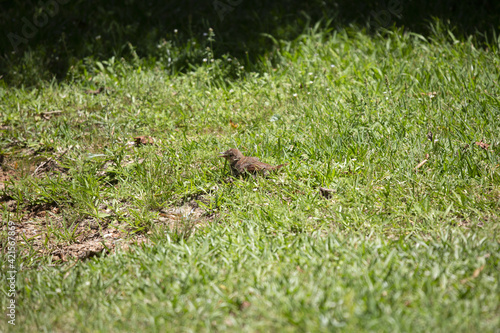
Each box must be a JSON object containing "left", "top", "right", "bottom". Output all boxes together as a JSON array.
[
  {"left": 57, "top": 148, "right": 70, "bottom": 159},
  {"left": 41, "top": 110, "right": 63, "bottom": 116},
  {"left": 415, "top": 159, "right": 428, "bottom": 171},
  {"left": 32, "top": 158, "right": 54, "bottom": 176},
  {"left": 31, "top": 148, "right": 70, "bottom": 176}
]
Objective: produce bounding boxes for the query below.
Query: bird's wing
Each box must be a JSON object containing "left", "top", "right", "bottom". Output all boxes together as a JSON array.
[{"left": 236, "top": 157, "right": 271, "bottom": 173}]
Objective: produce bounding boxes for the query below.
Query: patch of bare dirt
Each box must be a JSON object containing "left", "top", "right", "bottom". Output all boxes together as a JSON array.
[
  {"left": 7, "top": 198, "right": 212, "bottom": 264},
  {"left": 13, "top": 212, "right": 150, "bottom": 262},
  {"left": 50, "top": 223, "right": 150, "bottom": 262}
]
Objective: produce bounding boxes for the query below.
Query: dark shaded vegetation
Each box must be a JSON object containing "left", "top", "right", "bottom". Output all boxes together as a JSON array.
[{"left": 1, "top": 0, "right": 499, "bottom": 86}]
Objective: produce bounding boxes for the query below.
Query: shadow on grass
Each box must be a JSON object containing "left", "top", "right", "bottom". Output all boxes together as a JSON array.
[{"left": 1, "top": 0, "right": 499, "bottom": 86}]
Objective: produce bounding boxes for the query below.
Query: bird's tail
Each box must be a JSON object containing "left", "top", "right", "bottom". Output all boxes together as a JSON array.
[{"left": 275, "top": 163, "right": 288, "bottom": 170}]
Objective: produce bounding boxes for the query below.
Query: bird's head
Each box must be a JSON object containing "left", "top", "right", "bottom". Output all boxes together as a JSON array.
[{"left": 219, "top": 148, "right": 244, "bottom": 162}]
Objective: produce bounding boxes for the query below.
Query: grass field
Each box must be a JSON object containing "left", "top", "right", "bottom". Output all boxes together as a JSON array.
[{"left": 1, "top": 21, "right": 500, "bottom": 331}]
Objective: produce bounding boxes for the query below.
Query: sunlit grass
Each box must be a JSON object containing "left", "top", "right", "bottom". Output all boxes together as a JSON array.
[{"left": 1, "top": 25, "right": 499, "bottom": 332}]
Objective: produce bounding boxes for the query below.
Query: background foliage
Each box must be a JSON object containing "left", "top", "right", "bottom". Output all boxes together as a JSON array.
[{"left": 1, "top": 0, "right": 500, "bottom": 86}]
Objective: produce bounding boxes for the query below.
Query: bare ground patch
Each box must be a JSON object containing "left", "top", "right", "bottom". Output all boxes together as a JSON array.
[
  {"left": 1, "top": 148, "right": 213, "bottom": 264},
  {"left": 3, "top": 197, "right": 211, "bottom": 264}
]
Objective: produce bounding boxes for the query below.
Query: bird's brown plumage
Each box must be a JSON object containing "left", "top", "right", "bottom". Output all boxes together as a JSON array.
[{"left": 219, "top": 148, "right": 287, "bottom": 176}]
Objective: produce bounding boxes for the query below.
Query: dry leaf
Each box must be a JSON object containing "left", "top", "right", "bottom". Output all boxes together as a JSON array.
[
  {"left": 229, "top": 120, "right": 239, "bottom": 129},
  {"left": 472, "top": 265, "right": 485, "bottom": 278},
  {"left": 475, "top": 140, "right": 490, "bottom": 150},
  {"left": 460, "top": 265, "right": 485, "bottom": 284},
  {"left": 134, "top": 136, "right": 154, "bottom": 146}
]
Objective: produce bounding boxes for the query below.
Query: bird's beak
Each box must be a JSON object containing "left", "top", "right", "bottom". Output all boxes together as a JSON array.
[{"left": 219, "top": 152, "right": 228, "bottom": 158}]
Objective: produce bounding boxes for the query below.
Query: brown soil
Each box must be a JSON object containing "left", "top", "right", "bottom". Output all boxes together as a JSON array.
[
  {"left": 2, "top": 151, "right": 211, "bottom": 264},
  {"left": 4, "top": 198, "right": 208, "bottom": 263}
]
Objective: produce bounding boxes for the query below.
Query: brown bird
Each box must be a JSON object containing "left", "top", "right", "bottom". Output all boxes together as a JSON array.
[{"left": 219, "top": 148, "right": 287, "bottom": 176}]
